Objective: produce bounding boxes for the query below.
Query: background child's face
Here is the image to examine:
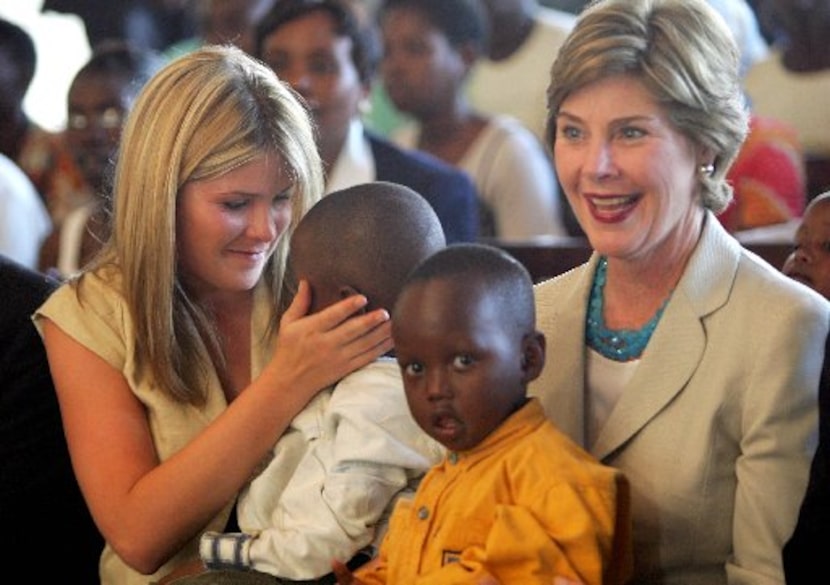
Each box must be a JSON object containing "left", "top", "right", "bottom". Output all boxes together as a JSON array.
[
  {"left": 392, "top": 277, "right": 527, "bottom": 452},
  {"left": 783, "top": 198, "right": 830, "bottom": 300}
]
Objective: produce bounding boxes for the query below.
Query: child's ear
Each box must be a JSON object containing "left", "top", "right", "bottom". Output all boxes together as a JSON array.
[
  {"left": 339, "top": 284, "right": 367, "bottom": 314},
  {"left": 520, "top": 331, "right": 546, "bottom": 383}
]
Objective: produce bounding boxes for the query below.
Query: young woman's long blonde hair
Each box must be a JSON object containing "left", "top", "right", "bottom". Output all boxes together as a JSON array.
[{"left": 80, "top": 45, "right": 323, "bottom": 405}]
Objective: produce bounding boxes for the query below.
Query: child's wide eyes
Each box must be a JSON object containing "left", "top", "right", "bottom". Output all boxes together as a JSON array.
[
  {"left": 452, "top": 354, "right": 474, "bottom": 370},
  {"left": 403, "top": 362, "right": 424, "bottom": 376}
]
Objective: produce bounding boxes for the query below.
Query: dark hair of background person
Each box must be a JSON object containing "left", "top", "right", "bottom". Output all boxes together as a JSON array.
[
  {"left": 377, "top": 0, "right": 489, "bottom": 54},
  {"left": 80, "top": 38, "right": 164, "bottom": 97},
  {"left": 540, "top": 0, "right": 590, "bottom": 14},
  {"left": 0, "top": 17, "right": 37, "bottom": 161},
  {"left": 0, "top": 17, "right": 36, "bottom": 90},
  {"left": 41, "top": 0, "right": 196, "bottom": 52},
  {"left": 254, "top": 0, "right": 381, "bottom": 86}
]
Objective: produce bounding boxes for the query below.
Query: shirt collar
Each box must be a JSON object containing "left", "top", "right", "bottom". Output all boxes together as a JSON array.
[{"left": 325, "top": 118, "right": 376, "bottom": 194}]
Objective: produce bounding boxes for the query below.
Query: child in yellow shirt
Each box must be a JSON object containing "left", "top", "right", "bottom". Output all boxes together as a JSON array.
[{"left": 334, "top": 243, "right": 632, "bottom": 585}]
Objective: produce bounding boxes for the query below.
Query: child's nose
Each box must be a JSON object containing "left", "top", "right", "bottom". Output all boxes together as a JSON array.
[{"left": 425, "top": 371, "right": 452, "bottom": 400}]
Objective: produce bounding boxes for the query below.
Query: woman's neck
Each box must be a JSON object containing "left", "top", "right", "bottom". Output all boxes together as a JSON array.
[
  {"left": 602, "top": 210, "right": 705, "bottom": 329},
  {"left": 211, "top": 292, "right": 255, "bottom": 402},
  {"left": 417, "top": 100, "right": 485, "bottom": 165},
  {"left": 320, "top": 136, "right": 345, "bottom": 180}
]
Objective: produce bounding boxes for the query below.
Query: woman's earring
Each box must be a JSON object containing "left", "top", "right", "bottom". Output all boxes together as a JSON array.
[{"left": 699, "top": 163, "right": 715, "bottom": 177}]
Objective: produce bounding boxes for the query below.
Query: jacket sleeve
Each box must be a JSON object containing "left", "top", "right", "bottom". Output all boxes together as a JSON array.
[{"left": 729, "top": 294, "right": 827, "bottom": 583}]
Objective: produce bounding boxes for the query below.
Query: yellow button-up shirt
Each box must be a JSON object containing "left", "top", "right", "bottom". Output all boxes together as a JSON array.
[{"left": 356, "top": 398, "right": 632, "bottom": 584}]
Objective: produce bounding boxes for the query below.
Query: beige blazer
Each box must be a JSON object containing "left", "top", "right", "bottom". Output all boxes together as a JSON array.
[{"left": 529, "top": 214, "right": 830, "bottom": 584}]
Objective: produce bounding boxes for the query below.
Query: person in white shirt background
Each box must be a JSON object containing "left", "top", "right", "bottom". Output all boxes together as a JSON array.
[{"left": 0, "top": 152, "right": 51, "bottom": 270}]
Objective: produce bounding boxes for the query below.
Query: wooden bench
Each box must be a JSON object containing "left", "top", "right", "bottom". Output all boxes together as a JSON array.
[
  {"left": 495, "top": 238, "right": 793, "bottom": 284},
  {"left": 495, "top": 239, "right": 591, "bottom": 283}
]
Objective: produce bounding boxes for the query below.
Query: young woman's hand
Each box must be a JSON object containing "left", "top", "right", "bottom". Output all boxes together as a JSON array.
[{"left": 266, "top": 280, "right": 393, "bottom": 402}]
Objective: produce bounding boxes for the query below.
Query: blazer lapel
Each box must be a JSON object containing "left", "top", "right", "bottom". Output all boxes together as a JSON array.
[
  {"left": 534, "top": 257, "right": 597, "bottom": 443},
  {"left": 591, "top": 213, "right": 740, "bottom": 460},
  {"left": 591, "top": 293, "right": 705, "bottom": 459}
]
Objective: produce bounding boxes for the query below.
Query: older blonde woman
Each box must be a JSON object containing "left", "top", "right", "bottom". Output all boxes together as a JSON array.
[{"left": 530, "top": 0, "right": 830, "bottom": 582}]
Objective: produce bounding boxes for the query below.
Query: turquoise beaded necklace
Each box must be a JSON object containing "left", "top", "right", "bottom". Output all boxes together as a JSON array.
[{"left": 586, "top": 257, "right": 671, "bottom": 362}]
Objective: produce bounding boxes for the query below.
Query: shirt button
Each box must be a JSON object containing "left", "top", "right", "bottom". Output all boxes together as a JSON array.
[
  {"left": 448, "top": 452, "right": 459, "bottom": 464},
  {"left": 417, "top": 506, "right": 429, "bottom": 520}
]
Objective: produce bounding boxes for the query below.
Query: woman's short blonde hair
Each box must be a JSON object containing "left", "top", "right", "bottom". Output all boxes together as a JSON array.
[{"left": 545, "top": 0, "right": 749, "bottom": 212}]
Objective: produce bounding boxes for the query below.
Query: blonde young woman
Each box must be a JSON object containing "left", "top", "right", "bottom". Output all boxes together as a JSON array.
[
  {"left": 530, "top": 0, "right": 830, "bottom": 583},
  {"left": 34, "top": 45, "right": 392, "bottom": 585}
]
